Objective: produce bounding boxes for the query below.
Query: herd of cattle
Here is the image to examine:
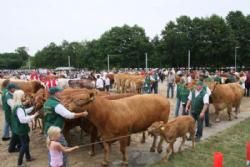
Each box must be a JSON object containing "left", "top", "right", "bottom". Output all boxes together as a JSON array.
[{"left": 0, "top": 74, "right": 245, "bottom": 166}]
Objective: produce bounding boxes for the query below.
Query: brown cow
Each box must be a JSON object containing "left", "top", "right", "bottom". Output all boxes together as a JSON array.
[
  {"left": 32, "top": 88, "right": 99, "bottom": 155},
  {"left": 0, "top": 79, "right": 45, "bottom": 95},
  {"left": 148, "top": 116, "right": 195, "bottom": 161},
  {"left": 68, "top": 79, "right": 95, "bottom": 89},
  {"left": 208, "top": 82, "right": 244, "bottom": 122},
  {"left": 32, "top": 88, "right": 135, "bottom": 156},
  {"left": 67, "top": 93, "right": 170, "bottom": 166}
]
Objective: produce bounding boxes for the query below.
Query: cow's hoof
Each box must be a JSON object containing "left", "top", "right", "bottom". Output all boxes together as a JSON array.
[
  {"left": 160, "top": 158, "right": 168, "bottom": 163},
  {"left": 157, "top": 148, "right": 163, "bottom": 154},
  {"left": 88, "top": 151, "right": 95, "bottom": 156},
  {"left": 102, "top": 161, "right": 109, "bottom": 167},
  {"left": 121, "top": 161, "right": 128, "bottom": 167},
  {"left": 234, "top": 116, "right": 238, "bottom": 119},
  {"left": 141, "top": 139, "right": 146, "bottom": 144},
  {"left": 150, "top": 147, "right": 156, "bottom": 152},
  {"left": 215, "top": 118, "right": 220, "bottom": 123}
]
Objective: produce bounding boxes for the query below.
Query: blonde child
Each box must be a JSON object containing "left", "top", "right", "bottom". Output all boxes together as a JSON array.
[{"left": 47, "top": 126, "right": 79, "bottom": 167}]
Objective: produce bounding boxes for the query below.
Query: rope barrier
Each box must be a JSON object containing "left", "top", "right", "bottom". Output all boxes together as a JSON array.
[{"left": 77, "top": 133, "right": 136, "bottom": 148}]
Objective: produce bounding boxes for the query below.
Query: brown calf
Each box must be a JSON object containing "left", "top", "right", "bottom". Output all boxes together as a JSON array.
[{"left": 148, "top": 116, "right": 195, "bottom": 161}]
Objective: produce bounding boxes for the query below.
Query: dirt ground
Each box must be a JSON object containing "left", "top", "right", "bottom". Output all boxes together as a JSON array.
[{"left": 0, "top": 81, "right": 250, "bottom": 167}]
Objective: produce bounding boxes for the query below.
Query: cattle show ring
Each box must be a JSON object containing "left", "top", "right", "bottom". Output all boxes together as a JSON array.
[{"left": 0, "top": 72, "right": 249, "bottom": 167}]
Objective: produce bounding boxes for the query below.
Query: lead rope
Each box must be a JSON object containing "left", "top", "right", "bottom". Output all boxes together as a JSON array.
[{"left": 78, "top": 133, "right": 134, "bottom": 148}]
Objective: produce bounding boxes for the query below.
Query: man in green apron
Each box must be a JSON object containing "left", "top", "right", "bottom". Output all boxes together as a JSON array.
[
  {"left": 1, "top": 79, "right": 10, "bottom": 141},
  {"left": 185, "top": 81, "right": 209, "bottom": 142},
  {"left": 143, "top": 73, "right": 151, "bottom": 94}
]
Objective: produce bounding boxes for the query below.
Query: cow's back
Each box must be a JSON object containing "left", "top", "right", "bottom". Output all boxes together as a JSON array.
[
  {"left": 168, "top": 116, "right": 195, "bottom": 135},
  {"left": 108, "top": 94, "right": 170, "bottom": 133}
]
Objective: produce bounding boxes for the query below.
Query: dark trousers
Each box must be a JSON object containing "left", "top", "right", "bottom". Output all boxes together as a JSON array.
[
  {"left": 182, "top": 103, "right": 188, "bottom": 115},
  {"left": 167, "top": 83, "right": 174, "bottom": 98},
  {"left": 97, "top": 88, "right": 104, "bottom": 91},
  {"left": 191, "top": 113, "right": 204, "bottom": 138},
  {"left": 205, "top": 105, "right": 210, "bottom": 126},
  {"left": 18, "top": 134, "right": 31, "bottom": 165},
  {"left": 105, "top": 85, "right": 110, "bottom": 92},
  {"left": 151, "top": 82, "right": 158, "bottom": 94},
  {"left": 8, "top": 133, "right": 21, "bottom": 152},
  {"left": 247, "top": 88, "right": 250, "bottom": 97}
]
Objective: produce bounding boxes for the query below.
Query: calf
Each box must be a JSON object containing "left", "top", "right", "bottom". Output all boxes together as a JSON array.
[{"left": 148, "top": 116, "right": 195, "bottom": 161}]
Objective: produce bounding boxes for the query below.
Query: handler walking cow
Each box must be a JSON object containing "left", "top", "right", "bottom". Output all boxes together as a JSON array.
[
  {"left": 43, "top": 87, "right": 88, "bottom": 167},
  {"left": 185, "top": 81, "right": 209, "bottom": 142}
]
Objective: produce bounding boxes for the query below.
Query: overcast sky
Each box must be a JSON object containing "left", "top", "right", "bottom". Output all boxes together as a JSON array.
[{"left": 0, "top": 0, "right": 249, "bottom": 55}]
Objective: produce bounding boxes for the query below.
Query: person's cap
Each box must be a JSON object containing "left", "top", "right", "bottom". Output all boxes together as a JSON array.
[
  {"left": 196, "top": 80, "right": 203, "bottom": 86},
  {"left": 49, "top": 87, "right": 63, "bottom": 94},
  {"left": 7, "top": 83, "right": 17, "bottom": 90}
]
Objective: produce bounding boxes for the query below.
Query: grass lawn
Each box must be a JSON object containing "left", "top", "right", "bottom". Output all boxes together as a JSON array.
[{"left": 151, "top": 118, "right": 250, "bottom": 167}]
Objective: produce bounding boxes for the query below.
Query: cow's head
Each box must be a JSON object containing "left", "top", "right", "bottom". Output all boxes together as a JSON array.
[
  {"left": 22, "top": 93, "right": 35, "bottom": 107},
  {"left": 32, "top": 89, "right": 48, "bottom": 111},
  {"left": 67, "top": 92, "right": 96, "bottom": 112},
  {"left": 34, "top": 95, "right": 46, "bottom": 110},
  {"left": 148, "top": 121, "right": 165, "bottom": 136}
]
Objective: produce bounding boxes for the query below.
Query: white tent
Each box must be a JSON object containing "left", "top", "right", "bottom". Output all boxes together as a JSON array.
[{"left": 55, "top": 67, "right": 75, "bottom": 71}]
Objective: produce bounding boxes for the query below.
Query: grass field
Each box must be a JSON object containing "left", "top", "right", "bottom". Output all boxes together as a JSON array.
[{"left": 151, "top": 118, "right": 250, "bottom": 167}]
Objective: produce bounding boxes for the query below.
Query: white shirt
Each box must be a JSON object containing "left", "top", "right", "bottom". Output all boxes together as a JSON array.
[
  {"left": 188, "top": 90, "right": 209, "bottom": 104},
  {"left": 54, "top": 104, "right": 75, "bottom": 119},
  {"left": 7, "top": 98, "right": 14, "bottom": 110},
  {"left": 206, "top": 86, "right": 211, "bottom": 96},
  {"left": 17, "top": 106, "right": 35, "bottom": 124},
  {"left": 105, "top": 78, "right": 110, "bottom": 86},
  {"left": 96, "top": 78, "right": 104, "bottom": 88},
  {"left": 187, "top": 76, "right": 192, "bottom": 83},
  {"left": 150, "top": 75, "right": 159, "bottom": 82}
]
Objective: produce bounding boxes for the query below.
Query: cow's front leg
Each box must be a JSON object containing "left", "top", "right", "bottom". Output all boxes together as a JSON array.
[
  {"left": 161, "top": 142, "right": 173, "bottom": 162},
  {"left": 227, "top": 105, "right": 232, "bottom": 121},
  {"left": 120, "top": 138, "right": 128, "bottom": 167},
  {"left": 88, "top": 129, "right": 98, "bottom": 156},
  {"left": 150, "top": 135, "right": 158, "bottom": 152},
  {"left": 234, "top": 104, "right": 240, "bottom": 119},
  {"left": 157, "top": 136, "right": 164, "bottom": 153},
  {"left": 215, "top": 109, "right": 220, "bottom": 122},
  {"left": 102, "top": 142, "right": 110, "bottom": 166},
  {"left": 178, "top": 136, "right": 186, "bottom": 152},
  {"left": 141, "top": 132, "right": 146, "bottom": 143}
]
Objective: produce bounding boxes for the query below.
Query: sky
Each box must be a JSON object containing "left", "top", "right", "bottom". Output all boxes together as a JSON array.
[{"left": 0, "top": 0, "right": 250, "bottom": 55}]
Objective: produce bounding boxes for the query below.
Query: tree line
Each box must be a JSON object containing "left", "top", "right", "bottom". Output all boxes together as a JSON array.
[{"left": 1, "top": 11, "right": 250, "bottom": 70}]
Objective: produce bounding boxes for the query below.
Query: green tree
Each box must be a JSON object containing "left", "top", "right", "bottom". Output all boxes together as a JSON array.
[
  {"left": 97, "top": 25, "right": 151, "bottom": 69},
  {"left": 33, "top": 42, "right": 64, "bottom": 68},
  {"left": 226, "top": 11, "right": 250, "bottom": 67},
  {"left": 0, "top": 53, "right": 23, "bottom": 69},
  {"left": 15, "top": 46, "right": 29, "bottom": 61}
]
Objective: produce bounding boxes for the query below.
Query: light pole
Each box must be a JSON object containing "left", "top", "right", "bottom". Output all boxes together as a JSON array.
[
  {"left": 28, "top": 56, "right": 31, "bottom": 70},
  {"left": 188, "top": 49, "right": 190, "bottom": 73},
  {"left": 145, "top": 52, "right": 148, "bottom": 72},
  {"left": 234, "top": 46, "right": 239, "bottom": 72},
  {"left": 107, "top": 55, "right": 110, "bottom": 72},
  {"left": 68, "top": 56, "right": 71, "bottom": 67}
]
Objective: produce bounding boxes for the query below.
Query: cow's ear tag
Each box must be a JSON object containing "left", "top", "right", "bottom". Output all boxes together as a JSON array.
[{"left": 160, "top": 127, "right": 165, "bottom": 131}]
